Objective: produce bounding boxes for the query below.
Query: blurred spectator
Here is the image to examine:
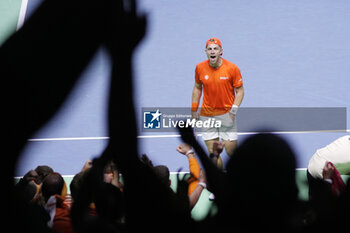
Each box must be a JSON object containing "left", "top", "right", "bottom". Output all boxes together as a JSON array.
[
  {"left": 14, "top": 165, "right": 54, "bottom": 204},
  {"left": 142, "top": 151, "right": 207, "bottom": 210},
  {"left": 103, "top": 160, "right": 123, "bottom": 190},
  {"left": 153, "top": 165, "right": 171, "bottom": 187},
  {"left": 224, "top": 133, "right": 304, "bottom": 232},
  {"left": 178, "top": 126, "right": 307, "bottom": 232},
  {"left": 307, "top": 135, "right": 350, "bottom": 200},
  {"left": 176, "top": 143, "right": 200, "bottom": 195},
  {"left": 15, "top": 170, "right": 40, "bottom": 203},
  {"left": 35, "top": 165, "right": 54, "bottom": 184},
  {"left": 41, "top": 172, "right": 74, "bottom": 233},
  {"left": 308, "top": 135, "right": 350, "bottom": 179},
  {"left": 70, "top": 169, "right": 89, "bottom": 203},
  {"left": 94, "top": 182, "right": 126, "bottom": 232},
  {"left": 81, "top": 159, "right": 93, "bottom": 172}
]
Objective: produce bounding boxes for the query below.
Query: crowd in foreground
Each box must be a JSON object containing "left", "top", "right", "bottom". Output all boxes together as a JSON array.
[
  {"left": 14, "top": 141, "right": 207, "bottom": 233},
  {"left": 13, "top": 130, "right": 350, "bottom": 233}
]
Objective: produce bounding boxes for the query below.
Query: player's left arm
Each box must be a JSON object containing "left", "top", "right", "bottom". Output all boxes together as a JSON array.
[
  {"left": 229, "top": 66, "right": 244, "bottom": 116},
  {"left": 234, "top": 85, "right": 244, "bottom": 107},
  {"left": 229, "top": 85, "right": 244, "bottom": 118}
]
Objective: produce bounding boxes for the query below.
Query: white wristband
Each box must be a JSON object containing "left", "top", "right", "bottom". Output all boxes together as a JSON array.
[
  {"left": 198, "top": 182, "right": 207, "bottom": 189},
  {"left": 186, "top": 149, "right": 194, "bottom": 156},
  {"left": 230, "top": 104, "right": 239, "bottom": 115}
]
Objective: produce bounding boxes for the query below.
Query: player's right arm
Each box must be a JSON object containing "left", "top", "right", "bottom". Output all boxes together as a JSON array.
[{"left": 191, "top": 82, "right": 202, "bottom": 120}]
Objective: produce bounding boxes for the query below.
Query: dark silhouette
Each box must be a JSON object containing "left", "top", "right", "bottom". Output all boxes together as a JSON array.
[
  {"left": 0, "top": 0, "right": 144, "bottom": 231},
  {"left": 178, "top": 126, "right": 307, "bottom": 232}
]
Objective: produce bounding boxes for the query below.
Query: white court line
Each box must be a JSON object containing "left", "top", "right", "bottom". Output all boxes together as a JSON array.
[
  {"left": 28, "top": 136, "right": 110, "bottom": 142},
  {"left": 16, "top": 0, "right": 28, "bottom": 30},
  {"left": 27, "top": 135, "right": 180, "bottom": 141},
  {"left": 27, "top": 129, "right": 350, "bottom": 142}
]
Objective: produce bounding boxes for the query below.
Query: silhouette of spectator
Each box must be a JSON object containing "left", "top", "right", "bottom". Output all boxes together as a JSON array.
[
  {"left": 81, "top": 159, "right": 93, "bottom": 172},
  {"left": 70, "top": 170, "right": 88, "bottom": 203},
  {"left": 41, "top": 172, "right": 74, "bottom": 233},
  {"left": 0, "top": 0, "right": 150, "bottom": 230},
  {"left": 14, "top": 169, "right": 40, "bottom": 203},
  {"left": 103, "top": 160, "right": 123, "bottom": 189},
  {"left": 153, "top": 165, "right": 172, "bottom": 186},
  {"left": 13, "top": 168, "right": 52, "bottom": 233},
  {"left": 308, "top": 177, "right": 350, "bottom": 233},
  {"left": 35, "top": 165, "right": 54, "bottom": 184},
  {"left": 307, "top": 135, "right": 350, "bottom": 201},
  {"left": 93, "top": 182, "right": 126, "bottom": 233},
  {"left": 96, "top": 0, "right": 195, "bottom": 227},
  {"left": 224, "top": 133, "right": 304, "bottom": 232},
  {"left": 1, "top": 0, "right": 129, "bottom": 230},
  {"left": 14, "top": 165, "right": 54, "bottom": 207},
  {"left": 178, "top": 126, "right": 307, "bottom": 232},
  {"left": 71, "top": 158, "right": 126, "bottom": 233},
  {"left": 70, "top": 148, "right": 129, "bottom": 233},
  {"left": 141, "top": 152, "right": 207, "bottom": 209}
]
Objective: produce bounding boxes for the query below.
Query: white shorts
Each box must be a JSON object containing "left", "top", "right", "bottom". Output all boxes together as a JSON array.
[{"left": 199, "top": 112, "right": 237, "bottom": 141}]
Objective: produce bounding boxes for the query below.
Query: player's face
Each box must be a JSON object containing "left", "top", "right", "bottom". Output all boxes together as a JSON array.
[{"left": 206, "top": 44, "right": 222, "bottom": 66}]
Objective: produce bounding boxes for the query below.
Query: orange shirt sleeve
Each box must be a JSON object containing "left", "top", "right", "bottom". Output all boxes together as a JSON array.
[
  {"left": 187, "top": 157, "right": 200, "bottom": 196},
  {"left": 195, "top": 65, "right": 201, "bottom": 84},
  {"left": 232, "top": 66, "right": 243, "bottom": 88}
]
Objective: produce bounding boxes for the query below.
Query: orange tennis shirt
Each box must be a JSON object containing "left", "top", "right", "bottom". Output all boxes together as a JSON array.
[{"left": 195, "top": 58, "right": 243, "bottom": 116}]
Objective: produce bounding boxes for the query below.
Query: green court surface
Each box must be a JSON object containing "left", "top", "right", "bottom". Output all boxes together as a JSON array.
[{"left": 0, "top": 0, "right": 22, "bottom": 45}]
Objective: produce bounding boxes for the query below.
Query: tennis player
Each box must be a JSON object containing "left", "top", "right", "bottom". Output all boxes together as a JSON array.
[{"left": 191, "top": 37, "right": 244, "bottom": 168}]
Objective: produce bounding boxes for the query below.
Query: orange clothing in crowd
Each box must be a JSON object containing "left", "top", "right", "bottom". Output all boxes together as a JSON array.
[
  {"left": 187, "top": 157, "right": 201, "bottom": 196},
  {"left": 195, "top": 58, "right": 243, "bottom": 116},
  {"left": 52, "top": 195, "right": 75, "bottom": 233}
]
